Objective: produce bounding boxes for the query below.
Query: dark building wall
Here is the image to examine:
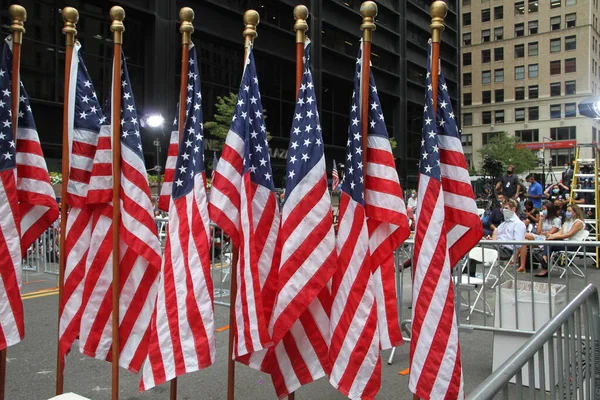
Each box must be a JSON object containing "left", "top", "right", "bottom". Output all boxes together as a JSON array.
[{"left": 0, "top": 0, "right": 458, "bottom": 188}]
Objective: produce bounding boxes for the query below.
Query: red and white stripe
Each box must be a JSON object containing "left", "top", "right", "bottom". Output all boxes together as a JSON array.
[
  {"left": 409, "top": 174, "right": 463, "bottom": 399},
  {"left": 157, "top": 129, "right": 178, "bottom": 212},
  {"left": 79, "top": 124, "right": 161, "bottom": 373},
  {"left": 0, "top": 169, "right": 24, "bottom": 350},
  {"left": 329, "top": 194, "right": 381, "bottom": 400},
  {"left": 365, "top": 135, "right": 410, "bottom": 350},
  {"left": 140, "top": 172, "right": 215, "bottom": 390},
  {"left": 209, "top": 130, "right": 279, "bottom": 360}
]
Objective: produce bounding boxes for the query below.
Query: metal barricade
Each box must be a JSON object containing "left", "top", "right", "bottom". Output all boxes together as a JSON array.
[{"left": 466, "top": 284, "right": 600, "bottom": 400}]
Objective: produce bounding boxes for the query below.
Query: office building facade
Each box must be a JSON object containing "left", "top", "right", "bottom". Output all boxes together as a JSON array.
[{"left": 0, "top": 0, "right": 458, "bottom": 188}]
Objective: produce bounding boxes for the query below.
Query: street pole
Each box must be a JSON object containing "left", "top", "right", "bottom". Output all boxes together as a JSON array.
[{"left": 154, "top": 137, "right": 162, "bottom": 198}]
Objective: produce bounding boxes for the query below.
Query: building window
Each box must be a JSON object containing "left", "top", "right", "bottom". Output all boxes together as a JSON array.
[
  {"left": 528, "top": 64, "right": 539, "bottom": 78},
  {"left": 529, "top": 20, "right": 538, "bottom": 34},
  {"left": 551, "top": 16, "right": 561, "bottom": 30},
  {"left": 565, "top": 58, "right": 576, "bottom": 73},
  {"left": 551, "top": 148, "right": 576, "bottom": 167},
  {"left": 464, "top": 92, "right": 472, "bottom": 105},
  {"left": 482, "top": 8, "right": 491, "bottom": 22},
  {"left": 550, "top": 82, "right": 561, "bottom": 96},
  {"left": 515, "top": 65, "right": 525, "bottom": 80},
  {"left": 551, "top": 126, "right": 577, "bottom": 140},
  {"left": 515, "top": 108, "right": 526, "bottom": 121},
  {"left": 566, "top": 0, "right": 576, "bottom": 5},
  {"left": 495, "top": 69, "right": 504, "bottom": 82},
  {"left": 495, "top": 110, "right": 505, "bottom": 123},
  {"left": 565, "top": 80, "right": 576, "bottom": 94},
  {"left": 463, "top": 33, "right": 472, "bottom": 45},
  {"left": 515, "top": 23, "right": 525, "bottom": 37},
  {"left": 515, "top": 87, "right": 525, "bottom": 100},
  {"left": 482, "top": 70, "right": 492, "bottom": 84},
  {"left": 463, "top": 52, "right": 472, "bottom": 66},
  {"left": 551, "top": 0, "right": 562, "bottom": 8},
  {"left": 482, "top": 49, "right": 491, "bottom": 63},
  {"left": 461, "top": 134, "right": 473, "bottom": 146},
  {"left": 526, "top": 0, "right": 538, "bottom": 13},
  {"left": 529, "top": 106, "right": 539, "bottom": 120},
  {"left": 483, "top": 132, "right": 500, "bottom": 145},
  {"left": 550, "top": 38, "right": 561, "bottom": 53},
  {"left": 515, "top": 1, "right": 525, "bottom": 15},
  {"left": 565, "top": 35, "right": 576, "bottom": 50},
  {"left": 482, "top": 90, "right": 492, "bottom": 104},
  {"left": 494, "top": 27, "right": 504, "bottom": 40},
  {"left": 515, "top": 44, "right": 525, "bottom": 58},
  {"left": 529, "top": 85, "right": 539, "bottom": 99},
  {"left": 482, "top": 111, "right": 492, "bottom": 124},
  {"left": 494, "top": 47, "right": 504, "bottom": 61},
  {"left": 495, "top": 89, "right": 505, "bottom": 103},
  {"left": 463, "top": 0, "right": 471, "bottom": 5},
  {"left": 463, "top": 72, "right": 472, "bottom": 86},
  {"left": 528, "top": 42, "right": 538, "bottom": 56},
  {"left": 482, "top": 29, "right": 491, "bottom": 43},
  {"left": 550, "top": 60, "right": 561, "bottom": 75},
  {"left": 516, "top": 129, "right": 540, "bottom": 142},
  {"left": 565, "top": 102, "right": 577, "bottom": 117},
  {"left": 566, "top": 13, "right": 576, "bottom": 28},
  {"left": 463, "top": 12, "right": 471, "bottom": 26},
  {"left": 550, "top": 104, "right": 562, "bottom": 119},
  {"left": 494, "top": 6, "right": 504, "bottom": 20},
  {"left": 463, "top": 113, "right": 473, "bottom": 126}
]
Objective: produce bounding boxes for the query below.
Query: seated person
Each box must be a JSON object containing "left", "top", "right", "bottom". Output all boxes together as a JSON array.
[
  {"left": 544, "top": 183, "right": 569, "bottom": 202},
  {"left": 535, "top": 204, "right": 586, "bottom": 277},
  {"left": 523, "top": 200, "right": 539, "bottom": 229},
  {"left": 482, "top": 194, "right": 505, "bottom": 237},
  {"left": 525, "top": 201, "right": 561, "bottom": 241},
  {"left": 553, "top": 198, "right": 566, "bottom": 222},
  {"left": 471, "top": 199, "right": 526, "bottom": 276}
]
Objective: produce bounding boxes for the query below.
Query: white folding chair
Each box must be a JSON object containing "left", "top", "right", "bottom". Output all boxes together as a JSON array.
[{"left": 549, "top": 230, "right": 589, "bottom": 278}]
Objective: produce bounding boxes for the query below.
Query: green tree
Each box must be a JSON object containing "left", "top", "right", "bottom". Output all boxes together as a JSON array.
[
  {"left": 478, "top": 132, "right": 538, "bottom": 175},
  {"left": 204, "top": 92, "right": 271, "bottom": 148}
]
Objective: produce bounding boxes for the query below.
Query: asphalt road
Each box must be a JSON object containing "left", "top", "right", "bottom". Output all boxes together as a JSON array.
[{"left": 3, "top": 271, "right": 503, "bottom": 400}]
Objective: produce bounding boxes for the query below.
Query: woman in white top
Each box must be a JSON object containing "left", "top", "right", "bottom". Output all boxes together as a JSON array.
[
  {"left": 535, "top": 204, "right": 586, "bottom": 277},
  {"left": 407, "top": 190, "right": 417, "bottom": 211},
  {"left": 519, "top": 201, "right": 561, "bottom": 272}
]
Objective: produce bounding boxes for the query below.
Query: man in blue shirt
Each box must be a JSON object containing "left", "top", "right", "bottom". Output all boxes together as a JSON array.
[{"left": 526, "top": 173, "right": 543, "bottom": 209}]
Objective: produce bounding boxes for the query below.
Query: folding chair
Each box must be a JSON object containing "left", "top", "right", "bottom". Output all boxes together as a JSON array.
[
  {"left": 492, "top": 248, "right": 517, "bottom": 289},
  {"left": 456, "top": 247, "right": 499, "bottom": 321},
  {"left": 549, "top": 230, "right": 589, "bottom": 279}
]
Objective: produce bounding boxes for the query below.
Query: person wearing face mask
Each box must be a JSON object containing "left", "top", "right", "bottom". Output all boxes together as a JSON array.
[
  {"left": 495, "top": 165, "right": 520, "bottom": 200},
  {"left": 407, "top": 190, "right": 417, "bottom": 211},
  {"left": 535, "top": 204, "right": 586, "bottom": 277},
  {"left": 523, "top": 199, "right": 540, "bottom": 228},
  {"left": 544, "top": 182, "right": 569, "bottom": 202},
  {"left": 561, "top": 160, "right": 574, "bottom": 188}
]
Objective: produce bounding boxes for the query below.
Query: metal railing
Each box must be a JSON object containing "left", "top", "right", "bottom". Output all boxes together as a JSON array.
[{"left": 466, "top": 284, "right": 600, "bottom": 400}]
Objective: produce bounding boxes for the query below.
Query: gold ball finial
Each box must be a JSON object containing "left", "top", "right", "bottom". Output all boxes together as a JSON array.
[
  {"left": 430, "top": 1, "right": 448, "bottom": 20},
  {"left": 293, "top": 5, "right": 309, "bottom": 22},
  {"left": 110, "top": 6, "right": 125, "bottom": 25},
  {"left": 62, "top": 7, "right": 79, "bottom": 46},
  {"left": 179, "top": 7, "right": 194, "bottom": 24},
  {"left": 110, "top": 6, "right": 125, "bottom": 44},
  {"left": 8, "top": 4, "right": 27, "bottom": 44},
  {"left": 179, "top": 7, "right": 194, "bottom": 45},
  {"left": 294, "top": 5, "right": 309, "bottom": 43},
  {"left": 243, "top": 10, "right": 260, "bottom": 45},
  {"left": 360, "top": 1, "right": 378, "bottom": 19}
]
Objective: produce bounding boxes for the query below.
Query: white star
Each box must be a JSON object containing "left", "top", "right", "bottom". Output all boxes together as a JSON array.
[
  {"left": 255, "top": 144, "right": 263, "bottom": 153},
  {"left": 83, "top": 80, "right": 91, "bottom": 88},
  {"left": 253, "top": 77, "right": 259, "bottom": 84},
  {"left": 306, "top": 110, "right": 314, "bottom": 118},
  {"left": 306, "top": 97, "right": 314, "bottom": 104},
  {"left": 188, "top": 71, "right": 195, "bottom": 79},
  {"left": 371, "top": 102, "right": 378, "bottom": 110},
  {"left": 427, "top": 84, "right": 432, "bottom": 91},
  {"left": 241, "top": 111, "right": 247, "bottom": 119},
  {"left": 255, "top": 110, "right": 262, "bottom": 118},
  {"left": 352, "top": 117, "right": 359, "bottom": 126},
  {"left": 196, "top": 92, "right": 202, "bottom": 99},
  {"left": 371, "top": 85, "right": 377, "bottom": 92},
  {"left": 439, "top": 119, "right": 446, "bottom": 127},
  {"left": 347, "top": 153, "right": 352, "bottom": 161},
  {"left": 134, "top": 130, "right": 140, "bottom": 137},
  {"left": 353, "top": 132, "right": 361, "bottom": 141},
  {"left": 440, "top": 100, "right": 448, "bottom": 109},
  {"left": 259, "top": 158, "right": 267, "bottom": 166},
  {"left": 428, "top": 130, "right": 436, "bottom": 138},
  {"left": 291, "top": 141, "right": 299, "bottom": 150},
  {"left": 8, "top": 140, "right": 14, "bottom": 148},
  {"left": 299, "top": 83, "right": 306, "bottom": 91},
  {"left": 182, "top": 153, "right": 190, "bottom": 160},
  {"left": 232, "top": 115, "right": 237, "bottom": 122},
  {"left": 316, "top": 125, "right": 321, "bottom": 132},
  {"left": 243, "top": 85, "right": 249, "bottom": 92},
  {"left": 449, "top": 112, "right": 455, "bottom": 119},
  {"left": 307, "top": 82, "right": 314, "bottom": 89},
  {"left": 355, "top": 147, "right": 362, "bottom": 155},
  {"left": 288, "top": 169, "right": 296, "bottom": 179},
  {"left": 126, "top": 104, "right": 134, "bottom": 112},
  {"left": 188, "top": 127, "right": 195, "bottom": 135},
  {"left": 297, "top": 98, "right": 305, "bottom": 105},
  {"left": 249, "top": 165, "right": 257, "bottom": 173},
  {"left": 360, "top": 176, "right": 364, "bottom": 183},
  {"left": 193, "top": 146, "right": 199, "bottom": 153},
  {"left": 289, "top": 155, "right": 297, "bottom": 164},
  {"left": 348, "top": 166, "right": 354, "bottom": 175},
  {"left": 90, "top": 106, "right": 98, "bottom": 113},
  {"left": 18, "top": 111, "right": 23, "bottom": 118},
  {"left": 2, "top": 89, "right": 9, "bottom": 97},
  {"left": 189, "top": 57, "right": 194, "bottom": 65},
  {"left": 0, "top": 133, "right": 4, "bottom": 140},
  {"left": 293, "top": 127, "right": 301, "bottom": 135},
  {"left": 0, "top": 100, "right": 4, "bottom": 108},
  {"left": 194, "top": 103, "right": 201, "bottom": 111},
  {"left": 4, "top": 151, "right": 12, "bottom": 160},
  {"left": 79, "top": 111, "right": 88, "bottom": 119},
  {"left": 191, "top": 115, "right": 197, "bottom": 123},
  {"left": 186, "top": 96, "right": 192, "bottom": 104},
  {"left": 185, "top": 139, "right": 193, "bottom": 147},
  {"left": 122, "top": 80, "right": 127, "bottom": 88},
  {"left": 379, "top": 113, "right": 385, "bottom": 121},
  {"left": 187, "top": 84, "right": 193, "bottom": 91},
  {"left": 81, "top": 95, "right": 90, "bottom": 103},
  {"left": 92, "top": 91, "right": 97, "bottom": 98},
  {"left": 304, "top": 138, "right": 311, "bottom": 147},
  {"left": 315, "top": 138, "right": 322, "bottom": 145},
  {"left": 425, "top": 165, "right": 432, "bottom": 173},
  {"left": 305, "top": 125, "right": 313, "bottom": 133},
  {"left": 351, "top": 104, "right": 357, "bottom": 113},
  {"left": 131, "top": 117, "right": 138, "bottom": 125},
  {"left": 250, "top": 131, "right": 258, "bottom": 139},
  {"left": 301, "top": 153, "right": 309, "bottom": 162},
  {"left": 123, "top": 92, "right": 131, "bottom": 100},
  {"left": 422, "top": 151, "right": 428, "bottom": 159},
  {"left": 425, "top": 117, "right": 432, "bottom": 125},
  {"left": 122, "top": 131, "right": 128, "bottom": 138},
  {"left": 370, "top": 120, "right": 376, "bottom": 128},
  {"left": 179, "top": 165, "right": 187, "bottom": 174},
  {"left": 237, "top": 99, "right": 244, "bottom": 107},
  {"left": 19, "top": 95, "right": 26, "bottom": 103},
  {"left": 99, "top": 116, "right": 106, "bottom": 124},
  {"left": 175, "top": 179, "right": 183, "bottom": 187},
  {"left": 260, "top": 124, "right": 266, "bottom": 132},
  {"left": 432, "top": 145, "right": 439, "bottom": 153},
  {"left": 294, "top": 113, "right": 302, "bottom": 121},
  {"left": 357, "top": 161, "right": 363, "bottom": 170},
  {"left": 264, "top": 172, "right": 272, "bottom": 180},
  {"left": 426, "top": 72, "right": 431, "bottom": 78},
  {"left": 442, "top": 83, "right": 448, "bottom": 91}
]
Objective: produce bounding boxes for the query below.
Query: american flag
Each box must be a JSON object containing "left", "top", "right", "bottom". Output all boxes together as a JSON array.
[
  {"left": 208, "top": 47, "right": 279, "bottom": 361},
  {"left": 58, "top": 43, "right": 103, "bottom": 362},
  {"left": 329, "top": 44, "right": 409, "bottom": 399},
  {"left": 210, "top": 150, "right": 218, "bottom": 183},
  {"left": 78, "top": 51, "right": 162, "bottom": 373},
  {"left": 158, "top": 125, "right": 178, "bottom": 212},
  {"left": 265, "top": 41, "right": 336, "bottom": 398},
  {"left": 331, "top": 159, "right": 339, "bottom": 192},
  {"left": 0, "top": 37, "right": 59, "bottom": 350},
  {"left": 409, "top": 42, "right": 481, "bottom": 399},
  {"left": 140, "top": 44, "right": 215, "bottom": 391}
]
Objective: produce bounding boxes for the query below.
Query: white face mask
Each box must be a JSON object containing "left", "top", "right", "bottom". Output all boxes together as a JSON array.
[{"left": 502, "top": 209, "right": 515, "bottom": 220}]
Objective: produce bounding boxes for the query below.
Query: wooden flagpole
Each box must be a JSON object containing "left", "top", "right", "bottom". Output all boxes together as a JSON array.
[
  {"left": 226, "top": 10, "right": 259, "bottom": 400},
  {"left": 412, "top": 3, "right": 447, "bottom": 400},
  {"left": 56, "top": 7, "right": 79, "bottom": 395},
  {"left": 167, "top": 7, "right": 195, "bottom": 400},
  {"left": 109, "top": 6, "right": 125, "bottom": 400},
  {"left": 1, "top": 6, "right": 27, "bottom": 400},
  {"left": 293, "top": 6, "right": 308, "bottom": 98},
  {"left": 359, "top": 2, "right": 376, "bottom": 180}
]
